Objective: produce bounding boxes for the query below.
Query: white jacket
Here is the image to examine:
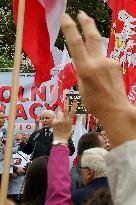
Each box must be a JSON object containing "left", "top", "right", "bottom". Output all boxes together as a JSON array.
[{"left": 105, "top": 140, "right": 136, "bottom": 205}]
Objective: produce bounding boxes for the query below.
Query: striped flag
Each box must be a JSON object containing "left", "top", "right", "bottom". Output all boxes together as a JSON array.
[{"left": 13, "top": 0, "right": 67, "bottom": 87}]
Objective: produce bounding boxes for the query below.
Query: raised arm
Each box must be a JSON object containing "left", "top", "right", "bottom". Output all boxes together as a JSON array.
[
  {"left": 61, "top": 11, "right": 136, "bottom": 205},
  {"left": 45, "top": 98, "right": 77, "bottom": 205}
]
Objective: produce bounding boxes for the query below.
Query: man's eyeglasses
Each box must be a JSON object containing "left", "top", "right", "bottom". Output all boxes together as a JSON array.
[{"left": 78, "top": 166, "right": 90, "bottom": 170}]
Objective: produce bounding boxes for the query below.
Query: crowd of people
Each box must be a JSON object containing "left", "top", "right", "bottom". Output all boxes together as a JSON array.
[
  {"left": 0, "top": 104, "right": 111, "bottom": 205},
  {"left": 1, "top": 10, "right": 136, "bottom": 205}
]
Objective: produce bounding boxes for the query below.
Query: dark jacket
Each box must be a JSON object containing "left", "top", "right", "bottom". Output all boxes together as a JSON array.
[
  {"left": 72, "top": 177, "right": 109, "bottom": 205},
  {"left": 70, "top": 164, "right": 83, "bottom": 191},
  {"left": 20, "top": 128, "right": 75, "bottom": 160}
]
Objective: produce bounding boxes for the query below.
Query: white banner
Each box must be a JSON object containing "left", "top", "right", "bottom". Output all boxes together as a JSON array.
[
  {"left": 0, "top": 39, "right": 109, "bottom": 137},
  {"left": 0, "top": 72, "right": 58, "bottom": 135}
]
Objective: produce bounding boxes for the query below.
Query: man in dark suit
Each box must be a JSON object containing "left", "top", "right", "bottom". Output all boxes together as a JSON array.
[{"left": 20, "top": 110, "right": 75, "bottom": 160}]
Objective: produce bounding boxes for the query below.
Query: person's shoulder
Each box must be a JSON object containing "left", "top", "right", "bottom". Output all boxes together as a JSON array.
[
  {"left": 72, "top": 187, "right": 85, "bottom": 205},
  {"left": 37, "top": 128, "right": 45, "bottom": 133}
]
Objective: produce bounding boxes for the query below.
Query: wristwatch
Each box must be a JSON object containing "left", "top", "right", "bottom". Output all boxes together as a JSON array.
[{"left": 52, "top": 139, "right": 68, "bottom": 146}]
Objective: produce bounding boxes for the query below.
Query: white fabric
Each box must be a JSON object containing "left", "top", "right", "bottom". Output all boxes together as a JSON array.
[
  {"left": 38, "top": 0, "right": 67, "bottom": 49},
  {"left": 70, "top": 116, "right": 87, "bottom": 169},
  {"left": 0, "top": 130, "right": 3, "bottom": 138},
  {"left": 0, "top": 130, "right": 4, "bottom": 161},
  {"left": 8, "top": 151, "right": 30, "bottom": 194},
  {"left": 105, "top": 140, "right": 136, "bottom": 205},
  {"left": 0, "top": 130, "right": 6, "bottom": 170}
]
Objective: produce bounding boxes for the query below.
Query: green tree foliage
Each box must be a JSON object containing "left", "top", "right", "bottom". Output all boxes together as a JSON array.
[
  {"left": 0, "top": 0, "right": 111, "bottom": 70},
  {"left": 56, "top": 0, "right": 111, "bottom": 49},
  {"left": 0, "top": 0, "right": 15, "bottom": 69}
]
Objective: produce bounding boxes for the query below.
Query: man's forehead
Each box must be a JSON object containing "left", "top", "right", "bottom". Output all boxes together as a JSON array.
[{"left": 15, "top": 133, "right": 22, "bottom": 139}]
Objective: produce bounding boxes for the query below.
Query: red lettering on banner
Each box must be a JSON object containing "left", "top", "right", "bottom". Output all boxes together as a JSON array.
[
  {"left": 31, "top": 86, "right": 46, "bottom": 101},
  {"left": 0, "top": 86, "right": 11, "bottom": 103},
  {"left": 29, "top": 103, "right": 43, "bottom": 119},
  {"left": 19, "top": 124, "right": 23, "bottom": 130},
  {"left": 18, "top": 86, "right": 29, "bottom": 102},
  {"left": 0, "top": 104, "right": 6, "bottom": 113},
  {"left": 26, "top": 124, "right": 32, "bottom": 130},
  {"left": 44, "top": 103, "right": 56, "bottom": 110},
  {"left": 16, "top": 104, "right": 27, "bottom": 120}
]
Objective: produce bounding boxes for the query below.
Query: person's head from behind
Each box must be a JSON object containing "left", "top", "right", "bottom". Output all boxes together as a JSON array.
[
  {"left": 22, "top": 156, "right": 48, "bottom": 205},
  {"left": 0, "top": 110, "right": 5, "bottom": 128},
  {"left": 83, "top": 188, "right": 113, "bottom": 205},
  {"left": 77, "top": 132, "right": 104, "bottom": 157},
  {"left": 40, "top": 110, "right": 55, "bottom": 129},
  {"left": 79, "top": 147, "right": 108, "bottom": 186}
]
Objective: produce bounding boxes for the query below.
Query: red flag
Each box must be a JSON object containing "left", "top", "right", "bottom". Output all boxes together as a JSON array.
[
  {"left": 106, "top": 0, "right": 114, "bottom": 9},
  {"left": 106, "top": 0, "right": 136, "bottom": 104},
  {"left": 57, "top": 63, "right": 77, "bottom": 109},
  {"left": 13, "top": 0, "right": 67, "bottom": 87}
]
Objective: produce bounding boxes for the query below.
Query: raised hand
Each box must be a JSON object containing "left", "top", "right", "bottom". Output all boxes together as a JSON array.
[
  {"left": 53, "top": 98, "right": 78, "bottom": 141},
  {"left": 61, "top": 11, "right": 129, "bottom": 119},
  {"left": 61, "top": 12, "right": 136, "bottom": 147}
]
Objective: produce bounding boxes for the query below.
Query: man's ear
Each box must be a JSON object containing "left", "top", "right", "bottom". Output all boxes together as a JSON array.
[{"left": 87, "top": 169, "right": 94, "bottom": 182}]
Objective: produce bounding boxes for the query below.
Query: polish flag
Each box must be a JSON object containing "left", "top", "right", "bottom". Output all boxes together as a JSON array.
[
  {"left": 57, "top": 62, "right": 77, "bottom": 109},
  {"left": 57, "top": 47, "right": 77, "bottom": 109},
  {"left": 13, "top": 0, "right": 67, "bottom": 87},
  {"left": 105, "top": 0, "right": 136, "bottom": 105}
]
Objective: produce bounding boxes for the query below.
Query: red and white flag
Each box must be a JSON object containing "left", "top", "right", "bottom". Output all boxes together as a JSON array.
[
  {"left": 105, "top": 0, "right": 136, "bottom": 105},
  {"left": 57, "top": 62, "right": 77, "bottom": 109},
  {"left": 13, "top": 0, "right": 67, "bottom": 87},
  {"left": 49, "top": 46, "right": 77, "bottom": 110}
]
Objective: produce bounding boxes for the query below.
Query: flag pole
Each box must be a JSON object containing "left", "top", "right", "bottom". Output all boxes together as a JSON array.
[{"left": 0, "top": 0, "right": 25, "bottom": 204}]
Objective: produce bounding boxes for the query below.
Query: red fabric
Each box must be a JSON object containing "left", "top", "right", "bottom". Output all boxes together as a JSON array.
[
  {"left": 73, "top": 156, "right": 80, "bottom": 167},
  {"left": 89, "top": 115, "right": 94, "bottom": 130},
  {"left": 58, "top": 63, "right": 77, "bottom": 90},
  {"left": 106, "top": 0, "right": 114, "bottom": 9},
  {"left": 73, "top": 115, "right": 77, "bottom": 125},
  {"left": 107, "top": 0, "right": 136, "bottom": 100},
  {"left": 13, "top": 0, "right": 54, "bottom": 87},
  {"left": 57, "top": 63, "right": 77, "bottom": 109}
]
